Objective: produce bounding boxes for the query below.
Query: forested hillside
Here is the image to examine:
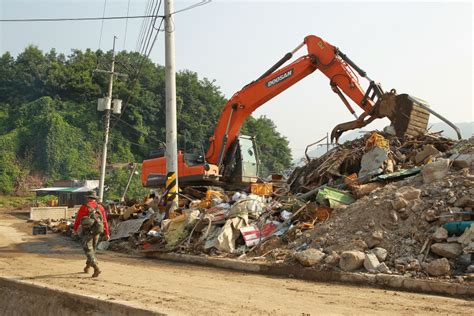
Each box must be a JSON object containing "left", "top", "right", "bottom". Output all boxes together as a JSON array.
[{"left": 0, "top": 46, "right": 292, "bottom": 194}]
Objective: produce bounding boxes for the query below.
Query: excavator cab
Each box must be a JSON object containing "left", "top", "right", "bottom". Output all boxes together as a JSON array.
[
  {"left": 142, "top": 135, "right": 259, "bottom": 188},
  {"left": 220, "top": 135, "right": 259, "bottom": 187}
]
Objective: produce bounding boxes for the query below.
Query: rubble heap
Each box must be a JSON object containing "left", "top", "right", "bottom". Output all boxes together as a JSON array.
[
  {"left": 289, "top": 132, "right": 456, "bottom": 193},
  {"left": 284, "top": 168, "right": 473, "bottom": 277}
]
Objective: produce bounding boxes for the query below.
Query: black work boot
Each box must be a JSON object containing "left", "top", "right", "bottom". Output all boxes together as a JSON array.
[{"left": 92, "top": 264, "right": 101, "bottom": 278}]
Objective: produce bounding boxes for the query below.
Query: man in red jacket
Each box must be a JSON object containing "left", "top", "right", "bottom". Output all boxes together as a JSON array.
[{"left": 73, "top": 191, "right": 110, "bottom": 277}]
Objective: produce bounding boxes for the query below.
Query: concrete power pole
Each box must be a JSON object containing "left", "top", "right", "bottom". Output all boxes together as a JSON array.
[
  {"left": 164, "top": 0, "right": 179, "bottom": 204},
  {"left": 96, "top": 36, "right": 126, "bottom": 203}
]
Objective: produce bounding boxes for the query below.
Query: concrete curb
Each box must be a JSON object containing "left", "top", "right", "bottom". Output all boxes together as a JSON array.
[
  {"left": 146, "top": 252, "right": 474, "bottom": 298},
  {"left": 0, "top": 277, "right": 163, "bottom": 316}
]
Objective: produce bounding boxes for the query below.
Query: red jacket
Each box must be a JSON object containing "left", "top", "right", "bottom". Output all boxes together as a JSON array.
[{"left": 73, "top": 200, "right": 110, "bottom": 236}]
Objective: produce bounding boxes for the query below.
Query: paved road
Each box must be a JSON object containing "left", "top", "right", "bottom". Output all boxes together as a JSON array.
[{"left": 0, "top": 212, "right": 472, "bottom": 315}]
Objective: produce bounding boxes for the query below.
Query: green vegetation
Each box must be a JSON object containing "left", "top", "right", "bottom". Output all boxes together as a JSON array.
[
  {"left": 0, "top": 46, "right": 292, "bottom": 197},
  {"left": 0, "top": 194, "right": 36, "bottom": 210}
]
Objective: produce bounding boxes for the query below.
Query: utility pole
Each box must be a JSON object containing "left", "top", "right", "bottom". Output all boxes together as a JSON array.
[
  {"left": 164, "top": 0, "right": 179, "bottom": 205},
  {"left": 120, "top": 163, "right": 138, "bottom": 202},
  {"left": 96, "top": 36, "right": 127, "bottom": 202}
]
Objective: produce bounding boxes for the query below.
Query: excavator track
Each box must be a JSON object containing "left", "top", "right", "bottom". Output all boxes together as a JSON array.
[{"left": 393, "top": 94, "right": 430, "bottom": 138}]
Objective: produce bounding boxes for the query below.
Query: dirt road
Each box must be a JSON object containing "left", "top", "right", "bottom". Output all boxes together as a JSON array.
[{"left": 0, "top": 212, "right": 472, "bottom": 315}]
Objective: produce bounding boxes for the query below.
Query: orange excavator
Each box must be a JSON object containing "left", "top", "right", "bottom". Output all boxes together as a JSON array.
[{"left": 142, "top": 34, "right": 456, "bottom": 188}]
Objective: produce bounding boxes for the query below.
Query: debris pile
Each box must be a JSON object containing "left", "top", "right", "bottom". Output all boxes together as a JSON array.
[
  {"left": 289, "top": 132, "right": 457, "bottom": 193},
  {"left": 268, "top": 134, "right": 474, "bottom": 279},
  {"left": 38, "top": 129, "right": 473, "bottom": 281},
  {"left": 107, "top": 188, "right": 315, "bottom": 255},
  {"left": 29, "top": 218, "right": 74, "bottom": 235}
]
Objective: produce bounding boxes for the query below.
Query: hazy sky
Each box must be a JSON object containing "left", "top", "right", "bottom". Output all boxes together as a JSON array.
[{"left": 1, "top": 0, "right": 472, "bottom": 157}]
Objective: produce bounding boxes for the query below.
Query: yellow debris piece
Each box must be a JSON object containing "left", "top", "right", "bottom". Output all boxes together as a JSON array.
[{"left": 365, "top": 132, "right": 389, "bottom": 151}]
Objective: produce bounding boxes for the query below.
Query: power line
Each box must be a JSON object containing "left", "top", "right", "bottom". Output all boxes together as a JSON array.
[
  {"left": 122, "top": 0, "right": 132, "bottom": 50},
  {"left": 98, "top": 0, "right": 108, "bottom": 50},
  {"left": 139, "top": 0, "right": 160, "bottom": 56},
  {"left": 113, "top": 116, "right": 149, "bottom": 136},
  {"left": 111, "top": 15, "right": 165, "bottom": 131},
  {"left": 171, "top": 0, "right": 211, "bottom": 15},
  {"left": 111, "top": 0, "right": 209, "bottom": 133},
  {"left": 0, "top": 15, "right": 161, "bottom": 23},
  {"left": 135, "top": 0, "right": 154, "bottom": 52},
  {"left": 0, "top": 0, "right": 210, "bottom": 24}
]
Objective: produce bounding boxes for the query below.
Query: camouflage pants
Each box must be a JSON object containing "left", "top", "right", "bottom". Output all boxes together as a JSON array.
[{"left": 81, "top": 232, "right": 100, "bottom": 266}]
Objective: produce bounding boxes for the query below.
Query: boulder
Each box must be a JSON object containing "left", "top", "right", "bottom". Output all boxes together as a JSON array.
[
  {"left": 366, "top": 230, "right": 384, "bottom": 248},
  {"left": 422, "top": 158, "right": 450, "bottom": 184},
  {"left": 462, "top": 242, "right": 474, "bottom": 253},
  {"left": 426, "top": 258, "right": 451, "bottom": 276},
  {"left": 364, "top": 252, "right": 380, "bottom": 272},
  {"left": 371, "top": 247, "right": 388, "bottom": 262},
  {"left": 377, "top": 262, "right": 391, "bottom": 274},
  {"left": 294, "top": 248, "right": 326, "bottom": 267},
  {"left": 415, "top": 144, "right": 440, "bottom": 164},
  {"left": 348, "top": 239, "right": 368, "bottom": 251},
  {"left": 432, "top": 227, "right": 448, "bottom": 242},
  {"left": 430, "top": 243, "right": 463, "bottom": 258},
  {"left": 339, "top": 251, "right": 365, "bottom": 271},
  {"left": 451, "top": 154, "right": 473, "bottom": 169},
  {"left": 395, "top": 186, "right": 421, "bottom": 201},
  {"left": 323, "top": 252, "right": 340, "bottom": 267},
  {"left": 391, "top": 197, "right": 408, "bottom": 211}
]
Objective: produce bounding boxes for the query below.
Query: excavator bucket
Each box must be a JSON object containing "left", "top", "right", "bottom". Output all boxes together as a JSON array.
[
  {"left": 330, "top": 91, "right": 432, "bottom": 143},
  {"left": 391, "top": 94, "right": 430, "bottom": 138},
  {"left": 373, "top": 91, "right": 430, "bottom": 138},
  {"left": 331, "top": 91, "right": 461, "bottom": 143}
]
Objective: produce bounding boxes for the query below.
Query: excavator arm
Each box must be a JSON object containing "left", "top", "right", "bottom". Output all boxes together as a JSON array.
[{"left": 206, "top": 35, "right": 383, "bottom": 165}]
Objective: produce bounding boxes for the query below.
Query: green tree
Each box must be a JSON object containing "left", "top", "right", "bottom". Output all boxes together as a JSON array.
[{"left": 0, "top": 130, "right": 24, "bottom": 194}]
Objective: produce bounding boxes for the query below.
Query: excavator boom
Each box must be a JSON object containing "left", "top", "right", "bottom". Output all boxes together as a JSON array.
[{"left": 206, "top": 35, "right": 378, "bottom": 166}]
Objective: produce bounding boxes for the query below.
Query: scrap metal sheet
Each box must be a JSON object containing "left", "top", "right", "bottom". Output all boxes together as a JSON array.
[{"left": 110, "top": 217, "right": 148, "bottom": 241}]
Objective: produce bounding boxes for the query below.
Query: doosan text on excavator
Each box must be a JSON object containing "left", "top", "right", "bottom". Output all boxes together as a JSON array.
[{"left": 141, "top": 34, "right": 457, "bottom": 189}]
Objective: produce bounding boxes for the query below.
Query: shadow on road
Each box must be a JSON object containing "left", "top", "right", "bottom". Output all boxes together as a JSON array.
[
  {"left": 8, "top": 211, "right": 30, "bottom": 221},
  {"left": 18, "top": 272, "right": 87, "bottom": 281}
]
